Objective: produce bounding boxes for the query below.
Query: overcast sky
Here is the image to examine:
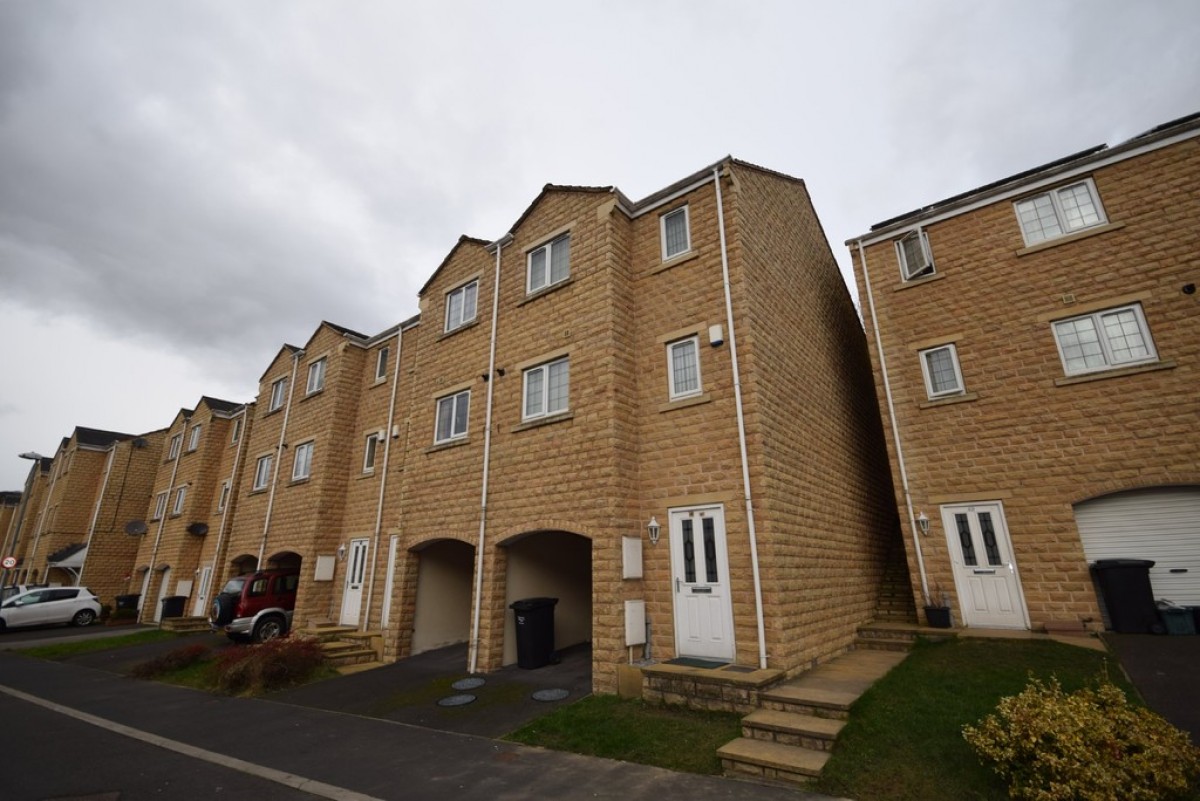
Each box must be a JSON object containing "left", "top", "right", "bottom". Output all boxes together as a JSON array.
[{"left": 1, "top": 1, "right": 1198, "bottom": 489}]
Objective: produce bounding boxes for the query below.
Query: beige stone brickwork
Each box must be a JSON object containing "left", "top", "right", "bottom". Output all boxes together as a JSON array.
[{"left": 851, "top": 125, "right": 1200, "bottom": 631}]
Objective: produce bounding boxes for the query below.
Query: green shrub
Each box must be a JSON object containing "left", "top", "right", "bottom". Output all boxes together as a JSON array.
[
  {"left": 214, "top": 637, "right": 325, "bottom": 695},
  {"left": 963, "top": 674, "right": 1200, "bottom": 800},
  {"left": 130, "top": 643, "right": 211, "bottom": 679}
]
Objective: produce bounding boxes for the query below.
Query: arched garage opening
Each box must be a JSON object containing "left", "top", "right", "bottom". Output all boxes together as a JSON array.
[
  {"left": 228, "top": 553, "right": 258, "bottom": 578},
  {"left": 265, "top": 550, "right": 302, "bottom": 571},
  {"left": 502, "top": 530, "right": 592, "bottom": 666},
  {"left": 411, "top": 539, "right": 475, "bottom": 655}
]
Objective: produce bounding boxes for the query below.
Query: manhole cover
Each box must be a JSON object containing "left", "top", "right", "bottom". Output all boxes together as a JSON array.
[
  {"left": 437, "top": 694, "right": 477, "bottom": 707},
  {"left": 532, "top": 688, "right": 570, "bottom": 702},
  {"left": 452, "top": 677, "right": 486, "bottom": 691}
]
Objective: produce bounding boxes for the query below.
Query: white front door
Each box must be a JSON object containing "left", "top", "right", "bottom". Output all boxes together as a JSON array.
[
  {"left": 153, "top": 567, "right": 172, "bottom": 623},
  {"left": 339, "top": 538, "right": 369, "bottom": 626},
  {"left": 941, "top": 502, "right": 1028, "bottom": 629},
  {"left": 669, "top": 505, "right": 735, "bottom": 661},
  {"left": 193, "top": 565, "right": 213, "bottom": 617}
]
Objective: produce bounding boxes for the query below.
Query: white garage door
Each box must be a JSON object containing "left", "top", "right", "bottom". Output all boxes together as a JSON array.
[{"left": 1074, "top": 486, "right": 1200, "bottom": 606}]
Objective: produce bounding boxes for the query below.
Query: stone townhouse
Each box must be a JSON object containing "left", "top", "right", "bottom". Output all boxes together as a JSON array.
[
  {"left": 130, "top": 397, "right": 243, "bottom": 622},
  {"left": 0, "top": 491, "right": 20, "bottom": 558},
  {"left": 0, "top": 455, "right": 51, "bottom": 584},
  {"left": 847, "top": 112, "right": 1200, "bottom": 633}
]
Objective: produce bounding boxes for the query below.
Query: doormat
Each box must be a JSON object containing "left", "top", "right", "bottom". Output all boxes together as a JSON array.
[{"left": 665, "top": 657, "right": 729, "bottom": 669}]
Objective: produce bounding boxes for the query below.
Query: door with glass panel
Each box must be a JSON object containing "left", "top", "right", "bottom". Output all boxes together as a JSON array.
[
  {"left": 940, "top": 502, "right": 1027, "bottom": 629},
  {"left": 669, "top": 505, "right": 735, "bottom": 661},
  {"left": 339, "top": 538, "right": 369, "bottom": 626}
]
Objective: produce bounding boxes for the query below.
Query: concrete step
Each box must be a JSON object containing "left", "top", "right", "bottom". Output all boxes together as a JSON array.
[
  {"left": 298, "top": 624, "right": 356, "bottom": 642},
  {"left": 854, "top": 635, "right": 912, "bottom": 653},
  {"left": 335, "top": 660, "right": 386, "bottom": 676},
  {"left": 761, "top": 684, "right": 858, "bottom": 719},
  {"left": 742, "top": 709, "right": 844, "bottom": 752},
  {"left": 159, "top": 616, "right": 212, "bottom": 633},
  {"left": 322, "top": 646, "right": 377, "bottom": 667},
  {"left": 717, "top": 737, "right": 829, "bottom": 784}
]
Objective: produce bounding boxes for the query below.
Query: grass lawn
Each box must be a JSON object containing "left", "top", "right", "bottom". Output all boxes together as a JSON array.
[
  {"left": 17, "top": 629, "right": 180, "bottom": 660},
  {"left": 510, "top": 638, "right": 1163, "bottom": 799}
]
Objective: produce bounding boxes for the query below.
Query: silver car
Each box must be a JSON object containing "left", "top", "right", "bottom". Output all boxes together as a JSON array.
[{"left": 0, "top": 586, "right": 102, "bottom": 631}]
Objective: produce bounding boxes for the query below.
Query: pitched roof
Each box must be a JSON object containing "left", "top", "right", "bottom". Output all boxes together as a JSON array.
[
  {"left": 74, "top": 427, "right": 133, "bottom": 448},
  {"left": 200, "top": 396, "right": 241, "bottom": 414}
]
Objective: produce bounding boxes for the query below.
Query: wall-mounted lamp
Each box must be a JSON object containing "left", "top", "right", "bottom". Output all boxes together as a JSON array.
[
  {"left": 336, "top": 543, "right": 347, "bottom": 561},
  {"left": 916, "top": 511, "right": 930, "bottom": 536},
  {"left": 646, "top": 516, "right": 661, "bottom": 546}
]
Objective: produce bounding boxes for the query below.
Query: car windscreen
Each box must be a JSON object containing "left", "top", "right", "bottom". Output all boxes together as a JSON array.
[{"left": 219, "top": 577, "right": 246, "bottom": 595}]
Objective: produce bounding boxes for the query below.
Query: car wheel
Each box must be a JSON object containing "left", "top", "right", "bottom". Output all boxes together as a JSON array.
[
  {"left": 71, "top": 609, "right": 96, "bottom": 627},
  {"left": 252, "top": 615, "right": 286, "bottom": 643},
  {"left": 211, "top": 594, "right": 237, "bottom": 626}
]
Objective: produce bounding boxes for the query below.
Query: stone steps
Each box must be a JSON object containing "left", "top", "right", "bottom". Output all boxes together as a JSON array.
[
  {"left": 159, "top": 616, "right": 212, "bottom": 633},
  {"left": 718, "top": 737, "right": 830, "bottom": 783},
  {"left": 298, "top": 624, "right": 384, "bottom": 672},
  {"left": 742, "top": 708, "right": 845, "bottom": 751}
]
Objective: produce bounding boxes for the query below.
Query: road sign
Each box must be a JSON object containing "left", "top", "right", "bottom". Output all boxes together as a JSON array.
[{"left": 1, "top": 556, "right": 16, "bottom": 569}]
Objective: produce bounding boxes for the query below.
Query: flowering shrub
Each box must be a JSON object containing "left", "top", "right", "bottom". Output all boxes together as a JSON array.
[
  {"left": 214, "top": 637, "right": 325, "bottom": 695},
  {"left": 963, "top": 674, "right": 1200, "bottom": 800},
  {"left": 130, "top": 643, "right": 210, "bottom": 678}
]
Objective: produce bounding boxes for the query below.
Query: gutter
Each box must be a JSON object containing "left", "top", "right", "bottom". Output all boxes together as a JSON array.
[{"left": 258, "top": 351, "right": 302, "bottom": 566}]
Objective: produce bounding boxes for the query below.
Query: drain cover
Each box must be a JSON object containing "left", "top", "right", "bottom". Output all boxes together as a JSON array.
[
  {"left": 452, "top": 677, "right": 486, "bottom": 691},
  {"left": 437, "top": 694, "right": 477, "bottom": 707},
  {"left": 532, "top": 688, "right": 570, "bottom": 702}
]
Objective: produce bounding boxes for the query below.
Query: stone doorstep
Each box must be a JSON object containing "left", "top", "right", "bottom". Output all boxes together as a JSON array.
[
  {"left": 717, "top": 737, "right": 830, "bottom": 779},
  {"left": 742, "top": 709, "right": 845, "bottom": 752},
  {"left": 853, "top": 636, "right": 911, "bottom": 653},
  {"left": 761, "top": 684, "right": 859, "bottom": 719},
  {"left": 640, "top": 662, "right": 784, "bottom": 689}
]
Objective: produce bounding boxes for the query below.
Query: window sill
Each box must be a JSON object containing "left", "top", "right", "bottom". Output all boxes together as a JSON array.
[
  {"left": 649, "top": 249, "right": 700, "bottom": 276},
  {"left": 425, "top": 437, "right": 470, "bottom": 455},
  {"left": 518, "top": 277, "right": 574, "bottom": 307},
  {"left": 1054, "top": 359, "right": 1175, "bottom": 387},
  {"left": 658, "top": 393, "right": 712, "bottom": 413},
  {"left": 511, "top": 411, "right": 574, "bottom": 433},
  {"left": 371, "top": 376, "right": 388, "bottom": 387},
  {"left": 1015, "top": 222, "right": 1125, "bottom": 256},
  {"left": 358, "top": 470, "right": 377, "bottom": 480},
  {"left": 918, "top": 392, "right": 979, "bottom": 410},
  {"left": 249, "top": 488, "right": 268, "bottom": 496},
  {"left": 288, "top": 477, "right": 311, "bottom": 486},
  {"left": 438, "top": 318, "right": 479, "bottom": 341},
  {"left": 300, "top": 389, "right": 324, "bottom": 403},
  {"left": 893, "top": 272, "right": 945, "bottom": 292},
  {"left": 262, "top": 407, "right": 284, "bottom": 419}
]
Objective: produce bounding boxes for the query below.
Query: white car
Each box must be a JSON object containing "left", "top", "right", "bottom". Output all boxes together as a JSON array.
[{"left": 0, "top": 586, "right": 101, "bottom": 631}]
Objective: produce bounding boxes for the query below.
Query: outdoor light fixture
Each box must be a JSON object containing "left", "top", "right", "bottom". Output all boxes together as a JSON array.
[
  {"left": 336, "top": 543, "right": 347, "bottom": 561},
  {"left": 646, "top": 516, "right": 661, "bottom": 546},
  {"left": 916, "top": 511, "right": 930, "bottom": 536}
]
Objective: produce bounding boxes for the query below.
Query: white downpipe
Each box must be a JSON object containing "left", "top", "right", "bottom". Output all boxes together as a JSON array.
[
  {"left": 362, "top": 328, "right": 404, "bottom": 631},
  {"left": 145, "top": 422, "right": 185, "bottom": 618},
  {"left": 713, "top": 167, "right": 768, "bottom": 670},
  {"left": 26, "top": 452, "right": 63, "bottom": 581},
  {"left": 208, "top": 406, "right": 249, "bottom": 589},
  {"left": 259, "top": 352, "right": 301, "bottom": 566},
  {"left": 856, "top": 241, "right": 930, "bottom": 604},
  {"left": 468, "top": 234, "right": 508, "bottom": 674},
  {"left": 77, "top": 445, "right": 118, "bottom": 585}
]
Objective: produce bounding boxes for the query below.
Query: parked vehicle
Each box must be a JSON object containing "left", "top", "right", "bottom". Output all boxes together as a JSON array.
[
  {"left": 209, "top": 568, "right": 300, "bottom": 643},
  {"left": 1, "top": 584, "right": 48, "bottom": 603},
  {"left": 0, "top": 586, "right": 101, "bottom": 631}
]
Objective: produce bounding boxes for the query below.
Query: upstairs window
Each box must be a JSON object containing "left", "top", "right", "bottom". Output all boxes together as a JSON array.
[
  {"left": 1014, "top": 178, "right": 1106, "bottom": 245},
  {"left": 435, "top": 390, "right": 470, "bottom": 444},
  {"left": 292, "top": 441, "right": 314, "bottom": 480},
  {"left": 152, "top": 491, "right": 168, "bottom": 520},
  {"left": 661, "top": 206, "right": 691, "bottom": 260},
  {"left": 919, "top": 344, "right": 965, "bottom": 398},
  {"left": 375, "top": 346, "right": 390, "bottom": 381},
  {"left": 217, "top": 480, "right": 231, "bottom": 513},
  {"left": 231, "top": 417, "right": 242, "bottom": 444},
  {"left": 445, "top": 280, "right": 478, "bottom": 332},
  {"left": 527, "top": 233, "right": 571, "bottom": 293},
  {"left": 667, "top": 337, "right": 702, "bottom": 399},
  {"left": 253, "top": 454, "right": 273, "bottom": 491},
  {"left": 268, "top": 377, "right": 288, "bottom": 412},
  {"left": 187, "top": 425, "right": 202, "bottom": 452},
  {"left": 363, "top": 432, "right": 380, "bottom": 472},
  {"left": 168, "top": 433, "right": 183, "bottom": 460},
  {"left": 171, "top": 486, "right": 187, "bottom": 516},
  {"left": 896, "top": 229, "right": 934, "bottom": 281},
  {"left": 523, "top": 357, "right": 570, "bottom": 420},
  {"left": 1052, "top": 303, "right": 1156, "bottom": 376},
  {"left": 306, "top": 358, "right": 326, "bottom": 395}
]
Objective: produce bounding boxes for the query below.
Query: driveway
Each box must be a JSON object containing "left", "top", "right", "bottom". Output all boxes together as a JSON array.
[{"left": 1104, "top": 632, "right": 1200, "bottom": 745}]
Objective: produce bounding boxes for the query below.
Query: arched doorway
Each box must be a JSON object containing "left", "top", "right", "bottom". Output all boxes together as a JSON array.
[
  {"left": 501, "top": 530, "right": 592, "bottom": 666},
  {"left": 410, "top": 539, "right": 475, "bottom": 655}
]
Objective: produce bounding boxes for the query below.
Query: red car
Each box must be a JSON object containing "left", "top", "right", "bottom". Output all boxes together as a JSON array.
[{"left": 209, "top": 569, "right": 299, "bottom": 643}]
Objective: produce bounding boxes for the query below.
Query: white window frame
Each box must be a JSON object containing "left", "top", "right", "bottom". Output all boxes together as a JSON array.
[
  {"left": 896, "top": 228, "right": 935, "bottom": 281},
  {"left": 187, "top": 425, "right": 202, "bottom": 452},
  {"left": 434, "top": 390, "right": 470, "bottom": 444},
  {"left": 217, "top": 480, "right": 231, "bottom": 513},
  {"left": 292, "top": 441, "right": 314, "bottom": 480},
  {"left": 306, "top": 358, "right": 326, "bottom": 395},
  {"left": 660, "top": 206, "right": 691, "bottom": 261},
  {"left": 667, "top": 336, "right": 702, "bottom": 400},
  {"left": 375, "top": 346, "right": 389, "bottom": 382},
  {"left": 171, "top": 486, "right": 187, "bottom": 516},
  {"left": 268, "top": 377, "right": 287, "bottom": 412},
  {"left": 230, "top": 417, "right": 242, "bottom": 444},
  {"left": 522, "top": 357, "right": 570, "bottom": 421},
  {"left": 1051, "top": 303, "right": 1157, "bottom": 377},
  {"left": 168, "top": 433, "right": 182, "bottom": 460},
  {"left": 253, "top": 454, "right": 273, "bottom": 491},
  {"left": 444, "top": 280, "right": 479, "bottom": 332},
  {"left": 1013, "top": 178, "right": 1107, "bottom": 246},
  {"left": 526, "top": 233, "right": 571, "bottom": 294},
  {"left": 363, "top": 432, "right": 380, "bottom": 473},
  {"left": 918, "top": 344, "right": 966, "bottom": 399},
  {"left": 152, "top": 491, "right": 168, "bottom": 520}
]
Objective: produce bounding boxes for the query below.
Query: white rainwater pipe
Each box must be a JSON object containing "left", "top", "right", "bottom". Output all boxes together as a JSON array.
[
  {"left": 207, "top": 405, "right": 250, "bottom": 593},
  {"left": 713, "top": 167, "right": 768, "bottom": 670},
  {"left": 77, "top": 444, "right": 119, "bottom": 585},
  {"left": 144, "top": 420, "right": 186, "bottom": 618},
  {"left": 258, "top": 351, "right": 302, "bottom": 566},
  {"left": 468, "top": 233, "right": 509, "bottom": 674},
  {"left": 361, "top": 327, "right": 404, "bottom": 631},
  {"left": 856, "top": 241, "right": 930, "bottom": 604}
]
